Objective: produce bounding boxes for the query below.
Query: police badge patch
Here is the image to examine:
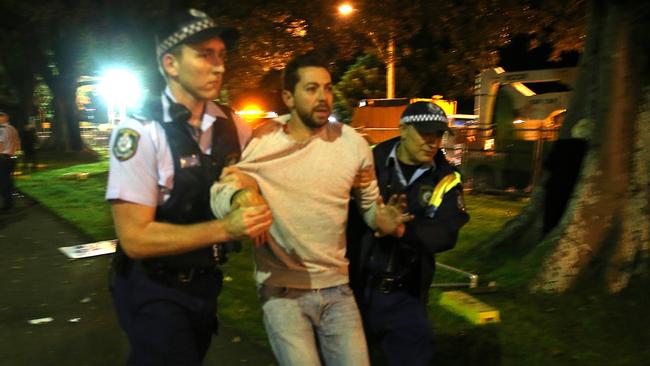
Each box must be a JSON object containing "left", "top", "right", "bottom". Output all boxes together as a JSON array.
[
  {"left": 419, "top": 185, "right": 434, "bottom": 206},
  {"left": 113, "top": 128, "right": 140, "bottom": 161}
]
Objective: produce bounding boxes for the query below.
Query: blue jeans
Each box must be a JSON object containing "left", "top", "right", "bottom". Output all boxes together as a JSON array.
[{"left": 259, "top": 284, "right": 370, "bottom": 366}]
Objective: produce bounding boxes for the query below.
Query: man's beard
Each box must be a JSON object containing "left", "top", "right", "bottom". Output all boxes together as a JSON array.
[{"left": 297, "top": 105, "right": 330, "bottom": 130}]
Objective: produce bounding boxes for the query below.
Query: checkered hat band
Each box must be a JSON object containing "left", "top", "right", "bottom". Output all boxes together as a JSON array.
[
  {"left": 400, "top": 114, "right": 448, "bottom": 124},
  {"left": 156, "top": 18, "right": 217, "bottom": 57}
]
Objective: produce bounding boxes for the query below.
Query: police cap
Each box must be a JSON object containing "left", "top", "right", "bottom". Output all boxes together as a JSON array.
[
  {"left": 400, "top": 101, "right": 454, "bottom": 135},
  {"left": 156, "top": 8, "right": 239, "bottom": 58}
]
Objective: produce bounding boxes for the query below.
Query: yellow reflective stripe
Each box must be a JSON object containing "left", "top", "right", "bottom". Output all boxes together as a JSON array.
[{"left": 428, "top": 172, "right": 462, "bottom": 208}]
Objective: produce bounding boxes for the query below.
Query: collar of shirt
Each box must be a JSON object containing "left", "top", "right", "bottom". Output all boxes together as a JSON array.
[
  {"left": 385, "top": 141, "right": 436, "bottom": 187},
  {"left": 161, "top": 87, "right": 226, "bottom": 133}
]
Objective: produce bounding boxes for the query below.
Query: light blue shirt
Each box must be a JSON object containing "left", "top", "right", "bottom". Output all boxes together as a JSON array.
[{"left": 106, "top": 89, "right": 251, "bottom": 207}]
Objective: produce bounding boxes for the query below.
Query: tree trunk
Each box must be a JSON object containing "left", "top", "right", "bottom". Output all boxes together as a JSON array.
[
  {"left": 63, "top": 81, "right": 83, "bottom": 152},
  {"left": 41, "top": 67, "right": 84, "bottom": 152},
  {"left": 490, "top": 0, "right": 650, "bottom": 293},
  {"left": 50, "top": 84, "right": 71, "bottom": 152}
]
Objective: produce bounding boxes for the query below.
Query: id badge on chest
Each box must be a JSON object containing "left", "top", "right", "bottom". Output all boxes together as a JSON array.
[{"left": 179, "top": 154, "right": 201, "bottom": 168}]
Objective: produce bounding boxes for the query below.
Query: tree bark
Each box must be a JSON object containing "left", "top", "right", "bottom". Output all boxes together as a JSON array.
[{"left": 490, "top": 0, "right": 650, "bottom": 293}]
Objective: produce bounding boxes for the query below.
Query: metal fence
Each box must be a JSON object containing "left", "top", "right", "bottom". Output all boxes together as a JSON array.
[{"left": 359, "top": 125, "right": 561, "bottom": 194}]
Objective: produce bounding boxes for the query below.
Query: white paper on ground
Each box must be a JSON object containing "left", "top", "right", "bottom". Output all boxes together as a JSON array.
[{"left": 58, "top": 239, "right": 117, "bottom": 259}]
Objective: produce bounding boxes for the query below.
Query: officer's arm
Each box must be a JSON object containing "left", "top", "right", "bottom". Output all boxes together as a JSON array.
[
  {"left": 112, "top": 199, "right": 272, "bottom": 259},
  {"left": 400, "top": 186, "right": 469, "bottom": 253}
]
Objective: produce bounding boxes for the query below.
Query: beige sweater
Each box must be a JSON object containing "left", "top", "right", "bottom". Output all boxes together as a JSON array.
[{"left": 212, "top": 119, "right": 378, "bottom": 289}]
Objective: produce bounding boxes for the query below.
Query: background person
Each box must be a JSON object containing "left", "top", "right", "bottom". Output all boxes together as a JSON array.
[
  {"left": 20, "top": 122, "right": 38, "bottom": 171},
  {"left": 106, "top": 8, "right": 272, "bottom": 365},
  {"left": 0, "top": 111, "right": 20, "bottom": 211}
]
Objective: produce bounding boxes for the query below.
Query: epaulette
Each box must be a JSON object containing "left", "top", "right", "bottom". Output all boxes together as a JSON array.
[
  {"left": 128, "top": 110, "right": 149, "bottom": 124},
  {"left": 128, "top": 94, "right": 163, "bottom": 124}
]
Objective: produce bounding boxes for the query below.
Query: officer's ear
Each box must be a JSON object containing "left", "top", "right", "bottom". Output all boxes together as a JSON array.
[
  {"left": 399, "top": 124, "right": 409, "bottom": 136},
  {"left": 161, "top": 52, "right": 180, "bottom": 78}
]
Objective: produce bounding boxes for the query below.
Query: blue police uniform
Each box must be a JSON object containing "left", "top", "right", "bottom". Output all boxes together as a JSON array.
[
  {"left": 107, "top": 91, "right": 251, "bottom": 365},
  {"left": 348, "top": 136, "right": 469, "bottom": 366}
]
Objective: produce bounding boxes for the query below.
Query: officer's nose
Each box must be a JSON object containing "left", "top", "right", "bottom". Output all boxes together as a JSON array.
[{"left": 420, "top": 133, "right": 440, "bottom": 145}]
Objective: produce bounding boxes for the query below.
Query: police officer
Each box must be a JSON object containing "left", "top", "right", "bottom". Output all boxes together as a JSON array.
[
  {"left": 0, "top": 111, "right": 20, "bottom": 211},
  {"left": 349, "top": 102, "right": 470, "bottom": 366},
  {"left": 106, "top": 8, "right": 273, "bottom": 365}
]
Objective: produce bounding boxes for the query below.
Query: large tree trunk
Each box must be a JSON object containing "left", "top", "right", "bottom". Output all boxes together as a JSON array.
[
  {"left": 490, "top": 0, "right": 650, "bottom": 293},
  {"left": 39, "top": 44, "right": 84, "bottom": 152}
]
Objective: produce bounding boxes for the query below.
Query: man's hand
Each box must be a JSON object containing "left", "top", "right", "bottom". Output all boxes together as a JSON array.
[
  {"left": 231, "top": 189, "right": 272, "bottom": 247},
  {"left": 374, "top": 194, "right": 414, "bottom": 238},
  {"left": 223, "top": 204, "right": 273, "bottom": 241},
  {"left": 231, "top": 188, "right": 266, "bottom": 209},
  {"left": 220, "top": 166, "right": 259, "bottom": 192},
  {"left": 353, "top": 165, "right": 375, "bottom": 190}
]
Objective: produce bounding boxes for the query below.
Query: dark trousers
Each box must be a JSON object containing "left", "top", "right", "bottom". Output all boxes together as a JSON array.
[
  {"left": 110, "top": 266, "right": 223, "bottom": 366},
  {"left": 359, "top": 288, "right": 434, "bottom": 366},
  {"left": 0, "top": 156, "right": 16, "bottom": 209}
]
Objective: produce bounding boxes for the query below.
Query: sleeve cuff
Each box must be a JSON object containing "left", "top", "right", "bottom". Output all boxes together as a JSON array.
[
  {"left": 210, "top": 183, "right": 240, "bottom": 219},
  {"left": 362, "top": 204, "right": 377, "bottom": 230}
]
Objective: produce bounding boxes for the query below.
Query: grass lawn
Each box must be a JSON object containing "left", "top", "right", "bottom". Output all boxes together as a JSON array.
[{"left": 16, "top": 162, "right": 648, "bottom": 366}]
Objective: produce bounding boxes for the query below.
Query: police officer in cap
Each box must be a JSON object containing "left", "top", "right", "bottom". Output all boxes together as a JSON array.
[
  {"left": 106, "top": 8, "right": 272, "bottom": 365},
  {"left": 348, "top": 101, "right": 470, "bottom": 365}
]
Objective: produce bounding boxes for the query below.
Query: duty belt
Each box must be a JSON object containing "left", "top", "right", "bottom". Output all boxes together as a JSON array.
[
  {"left": 370, "top": 273, "right": 405, "bottom": 294},
  {"left": 135, "top": 260, "right": 220, "bottom": 285}
]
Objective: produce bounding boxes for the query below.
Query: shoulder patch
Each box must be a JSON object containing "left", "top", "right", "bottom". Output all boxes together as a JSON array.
[
  {"left": 112, "top": 128, "right": 140, "bottom": 161},
  {"left": 419, "top": 185, "right": 435, "bottom": 206}
]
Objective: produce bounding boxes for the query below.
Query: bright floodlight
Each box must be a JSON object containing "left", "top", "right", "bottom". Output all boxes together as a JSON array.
[
  {"left": 338, "top": 3, "right": 354, "bottom": 16},
  {"left": 99, "top": 69, "right": 142, "bottom": 125},
  {"left": 99, "top": 69, "right": 142, "bottom": 108}
]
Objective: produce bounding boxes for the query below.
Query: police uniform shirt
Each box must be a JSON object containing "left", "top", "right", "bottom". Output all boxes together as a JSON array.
[
  {"left": 105, "top": 88, "right": 252, "bottom": 207},
  {"left": 385, "top": 143, "right": 435, "bottom": 190},
  {"left": 0, "top": 122, "right": 20, "bottom": 156}
]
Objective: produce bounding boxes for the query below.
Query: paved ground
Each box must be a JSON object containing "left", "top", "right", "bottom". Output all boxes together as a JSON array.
[{"left": 0, "top": 194, "right": 276, "bottom": 366}]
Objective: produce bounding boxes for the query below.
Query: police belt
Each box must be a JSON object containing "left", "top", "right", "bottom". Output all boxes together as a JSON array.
[
  {"left": 134, "top": 259, "right": 220, "bottom": 286},
  {"left": 113, "top": 246, "right": 220, "bottom": 287},
  {"left": 368, "top": 273, "right": 408, "bottom": 294}
]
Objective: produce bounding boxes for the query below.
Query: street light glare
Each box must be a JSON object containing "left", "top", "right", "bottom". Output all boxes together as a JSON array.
[
  {"left": 338, "top": 4, "right": 354, "bottom": 16},
  {"left": 98, "top": 68, "right": 142, "bottom": 126},
  {"left": 98, "top": 69, "right": 142, "bottom": 108}
]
